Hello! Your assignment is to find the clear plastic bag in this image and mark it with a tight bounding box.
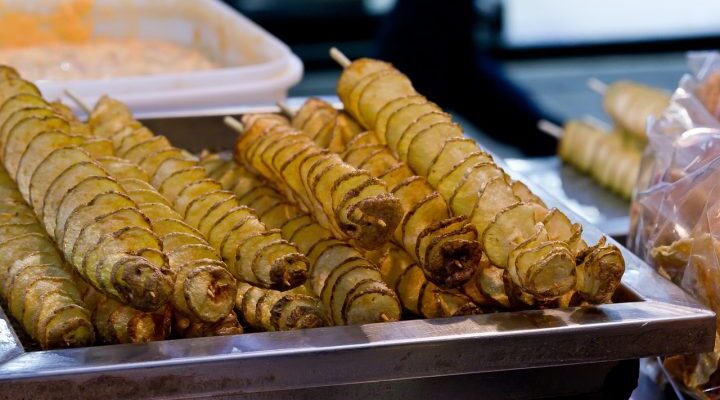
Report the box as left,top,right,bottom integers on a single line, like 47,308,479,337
629,51,720,396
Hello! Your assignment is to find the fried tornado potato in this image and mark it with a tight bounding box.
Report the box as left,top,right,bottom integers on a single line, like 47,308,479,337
602,81,669,141
98,157,238,324
87,97,308,291
373,244,479,318
0,167,94,349
290,97,363,153
200,156,400,325
335,55,625,303
289,98,483,288
234,114,403,251
0,73,174,311
558,120,642,199
236,282,329,331
81,284,172,344
174,310,244,338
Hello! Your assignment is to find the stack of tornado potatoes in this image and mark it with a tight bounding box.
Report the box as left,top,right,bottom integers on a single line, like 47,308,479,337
0,53,625,350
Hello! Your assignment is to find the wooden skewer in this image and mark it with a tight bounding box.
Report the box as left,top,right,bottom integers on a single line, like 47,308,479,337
223,116,245,133
329,47,351,68
276,101,295,118
587,78,608,95
63,89,92,115
537,119,563,139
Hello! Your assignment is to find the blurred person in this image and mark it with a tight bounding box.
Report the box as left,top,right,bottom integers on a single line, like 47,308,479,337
376,0,558,156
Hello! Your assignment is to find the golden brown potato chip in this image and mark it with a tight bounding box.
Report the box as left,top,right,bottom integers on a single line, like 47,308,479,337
374,95,426,143
42,161,108,235
82,226,163,292
385,102,442,153
396,113,451,163
449,162,505,217
161,232,207,251
115,128,155,156
0,80,43,119
153,218,204,240
55,176,124,240
357,71,416,128
121,136,172,164
482,203,538,267
433,152,481,199
158,167,208,202
337,58,394,110
138,202,178,221
80,138,115,158
470,177,519,235
127,189,172,207
29,147,95,218
197,198,243,237
184,190,235,228
426,139,488,185
71,208,152,269
60,191,135,257
97,156,150,182
138,148,188,178
175,179,224,217
16,130,84,197
4,114,69,175
407,122,464,176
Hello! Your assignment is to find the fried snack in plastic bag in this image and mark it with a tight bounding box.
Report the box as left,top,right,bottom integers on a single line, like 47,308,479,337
630,63,720,391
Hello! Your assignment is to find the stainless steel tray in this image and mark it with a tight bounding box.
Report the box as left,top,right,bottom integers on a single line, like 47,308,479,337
0,101,714,400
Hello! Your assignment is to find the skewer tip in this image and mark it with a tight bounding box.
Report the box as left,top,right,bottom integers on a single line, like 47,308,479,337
63,89,92,114
223,116,245,133
587,78,608,95
329,47,351,68
276,101,295,118
537,119,563,139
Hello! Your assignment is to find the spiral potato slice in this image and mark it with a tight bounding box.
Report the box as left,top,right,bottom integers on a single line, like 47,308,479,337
289,99,484,288
236,282,329,331
200,155,400,326
234,115,403,251
602,81,669,141
0,166,94,348
558,120,642,199
87,96,308,291
335,55,625,303
0,90,172,311
98,158,238,324
373,244,480,318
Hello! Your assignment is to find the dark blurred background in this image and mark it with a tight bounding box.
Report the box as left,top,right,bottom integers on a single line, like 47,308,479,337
225,0,720,157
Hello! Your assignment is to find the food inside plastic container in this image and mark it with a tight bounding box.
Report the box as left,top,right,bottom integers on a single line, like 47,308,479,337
630,51,720,396
0,0,303,112
0,0,219,81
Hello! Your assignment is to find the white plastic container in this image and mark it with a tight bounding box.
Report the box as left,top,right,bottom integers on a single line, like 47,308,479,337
3,0,303,114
